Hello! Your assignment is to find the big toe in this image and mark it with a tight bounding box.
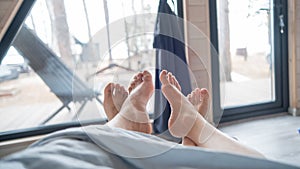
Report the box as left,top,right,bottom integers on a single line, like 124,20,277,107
200,88,209,102
104,83,114,96
159,70,180,103
142,70,152,82
159,70,169,85
199,88,209,117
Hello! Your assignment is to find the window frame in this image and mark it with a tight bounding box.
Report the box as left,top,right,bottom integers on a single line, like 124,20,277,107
209,0,289,123
0,0,35,63
0,0,184,141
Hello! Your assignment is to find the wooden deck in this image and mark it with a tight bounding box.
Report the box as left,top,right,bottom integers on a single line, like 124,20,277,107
223,78,274,108
0,73,106,131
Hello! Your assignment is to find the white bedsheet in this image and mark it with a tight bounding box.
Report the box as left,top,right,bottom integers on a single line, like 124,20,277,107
0,125,299,169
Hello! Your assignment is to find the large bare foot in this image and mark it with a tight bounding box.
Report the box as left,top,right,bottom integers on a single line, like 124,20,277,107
162,72,195,145
160,70,205,139
106,71,154,134
103,83,128,121
162,72,209,146
160,70,265,158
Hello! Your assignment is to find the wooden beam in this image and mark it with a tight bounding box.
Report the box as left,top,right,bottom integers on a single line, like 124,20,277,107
288,0,300,116
0,0,23,42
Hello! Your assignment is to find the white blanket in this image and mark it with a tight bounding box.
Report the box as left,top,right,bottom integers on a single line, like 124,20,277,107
0,125,298,169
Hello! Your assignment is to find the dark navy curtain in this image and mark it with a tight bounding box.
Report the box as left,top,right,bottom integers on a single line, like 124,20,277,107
153,0,192,138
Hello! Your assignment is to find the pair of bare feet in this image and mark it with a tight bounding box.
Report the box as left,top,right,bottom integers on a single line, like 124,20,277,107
103,71,265,158
104,70,209,146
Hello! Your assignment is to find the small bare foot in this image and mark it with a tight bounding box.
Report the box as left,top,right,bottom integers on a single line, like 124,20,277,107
160,70,204,138
187,88,209,118
106,71,154,134
103,73,148,121
184,88,209,146
103,83,128,121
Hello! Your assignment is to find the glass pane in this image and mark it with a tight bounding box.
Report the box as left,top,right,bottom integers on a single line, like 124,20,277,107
0,0,159,132
217,0,275,108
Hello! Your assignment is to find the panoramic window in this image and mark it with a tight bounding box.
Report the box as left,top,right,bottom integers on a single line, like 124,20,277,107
0,0,160,133
218,0,275,108
214,0,288,121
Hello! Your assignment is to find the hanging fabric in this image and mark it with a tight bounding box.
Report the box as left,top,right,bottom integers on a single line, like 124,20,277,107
153,0,192,139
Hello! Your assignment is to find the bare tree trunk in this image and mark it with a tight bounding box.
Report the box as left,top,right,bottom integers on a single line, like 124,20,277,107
82,0,92,39
46,0,74,68
130,0,139,56
218,0,232,81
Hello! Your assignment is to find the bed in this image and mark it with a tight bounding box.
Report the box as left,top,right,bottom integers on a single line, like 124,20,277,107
0,125,298,169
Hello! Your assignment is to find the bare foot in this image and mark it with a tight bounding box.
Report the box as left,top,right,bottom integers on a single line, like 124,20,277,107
103,72,147,121
184,88,209,146
160,70,205,138
162,72,195,145
163,72,209,146
103,83,128,121
106,71,154,134
160,70,265,158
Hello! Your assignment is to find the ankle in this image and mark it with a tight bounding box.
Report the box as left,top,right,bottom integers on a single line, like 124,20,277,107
186,115,211,145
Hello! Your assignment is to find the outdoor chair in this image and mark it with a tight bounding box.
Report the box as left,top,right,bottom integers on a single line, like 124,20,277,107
12,25,102,125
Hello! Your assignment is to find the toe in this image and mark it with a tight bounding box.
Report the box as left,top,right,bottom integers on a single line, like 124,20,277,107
128,86,133,93
195,88,201,103
173,75,181,91
120,85,126,92
201,88,209,96
132,72,142,84
187,94,192,102
137,72,143,80
128,83,135,93
115,84,121,91
134,72,142,80
191,91,197,103
167,72,173,85
121,86,128,97
159,70,169,85
142,70,152,81
104,83,114,95
200,88,209,101
171,76,176,86
143,70,151,75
